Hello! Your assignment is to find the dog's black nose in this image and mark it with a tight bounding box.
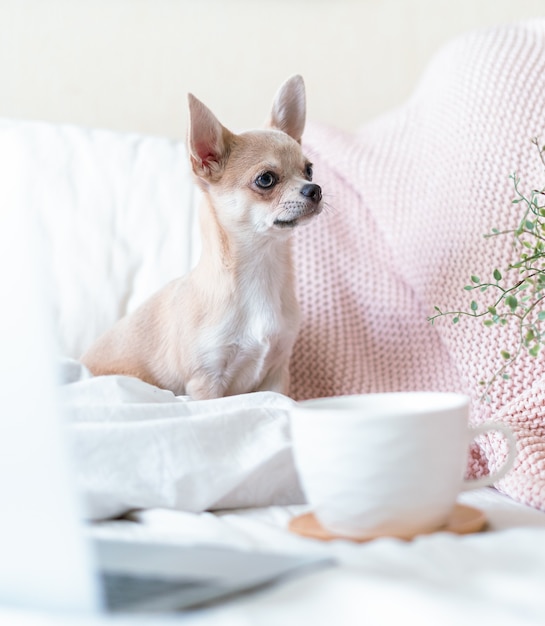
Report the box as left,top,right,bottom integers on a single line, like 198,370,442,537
300,183,322,204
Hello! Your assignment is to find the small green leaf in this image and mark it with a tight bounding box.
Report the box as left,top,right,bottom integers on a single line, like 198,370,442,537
464,285,473,291
452,317,459,324
501,350,511,360
471,275,480,284
502,374,510,380
488,306,497,315
483,320,494,327
529,344,540,357
538,311,545,320
493,269,502,281
505,296,518,311
525,220,535,230
470,301,478,312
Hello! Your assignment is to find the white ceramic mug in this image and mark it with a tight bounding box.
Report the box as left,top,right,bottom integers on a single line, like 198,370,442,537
290,392,516,539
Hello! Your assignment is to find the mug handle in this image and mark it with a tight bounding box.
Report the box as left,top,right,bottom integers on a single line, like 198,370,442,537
461,422,517,490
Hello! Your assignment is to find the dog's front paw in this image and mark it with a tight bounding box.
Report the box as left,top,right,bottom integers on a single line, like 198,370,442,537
185,375,225,401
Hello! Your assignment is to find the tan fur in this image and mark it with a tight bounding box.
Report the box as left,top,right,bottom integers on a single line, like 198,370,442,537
81,75,322,399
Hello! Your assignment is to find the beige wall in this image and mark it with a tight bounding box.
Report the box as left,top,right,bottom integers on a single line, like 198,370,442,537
1,0,544,138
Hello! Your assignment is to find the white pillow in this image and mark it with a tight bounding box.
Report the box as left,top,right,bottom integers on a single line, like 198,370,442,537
0,120,199,359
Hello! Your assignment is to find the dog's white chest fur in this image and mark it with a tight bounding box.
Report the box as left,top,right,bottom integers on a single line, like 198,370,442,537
188,263,299,399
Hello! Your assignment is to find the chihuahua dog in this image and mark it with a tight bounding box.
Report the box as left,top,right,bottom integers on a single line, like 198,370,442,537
81,75,322,399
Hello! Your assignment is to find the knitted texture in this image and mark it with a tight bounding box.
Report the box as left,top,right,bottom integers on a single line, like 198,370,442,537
290,20,545,511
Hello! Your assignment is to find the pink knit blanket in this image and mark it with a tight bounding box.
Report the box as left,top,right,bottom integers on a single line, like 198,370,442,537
291,20,545,512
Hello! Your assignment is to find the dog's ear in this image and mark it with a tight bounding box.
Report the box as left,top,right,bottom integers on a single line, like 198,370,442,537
267,75,306,143
187,94,232,180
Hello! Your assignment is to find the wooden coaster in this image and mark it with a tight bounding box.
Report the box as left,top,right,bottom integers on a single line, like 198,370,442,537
288,503,487,542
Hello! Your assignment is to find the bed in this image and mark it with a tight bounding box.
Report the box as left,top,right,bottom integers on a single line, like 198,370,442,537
3,19,545,625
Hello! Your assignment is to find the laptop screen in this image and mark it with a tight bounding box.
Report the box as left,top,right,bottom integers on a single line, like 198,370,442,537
0,135,100,613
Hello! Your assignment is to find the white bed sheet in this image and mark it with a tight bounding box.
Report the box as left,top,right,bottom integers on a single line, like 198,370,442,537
82,489,545,625
56,357,545,625
2,493,545,626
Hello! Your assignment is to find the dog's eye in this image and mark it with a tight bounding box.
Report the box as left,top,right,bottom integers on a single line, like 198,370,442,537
255,172,277,189
305,163,313,181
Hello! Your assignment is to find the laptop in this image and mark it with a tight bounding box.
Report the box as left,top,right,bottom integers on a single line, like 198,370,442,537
0,185,332,615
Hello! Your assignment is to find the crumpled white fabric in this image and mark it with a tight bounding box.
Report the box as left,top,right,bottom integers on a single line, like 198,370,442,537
59,359,305,521
0,119,199,361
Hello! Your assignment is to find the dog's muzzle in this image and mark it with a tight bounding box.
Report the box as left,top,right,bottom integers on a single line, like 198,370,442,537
273,183,323,228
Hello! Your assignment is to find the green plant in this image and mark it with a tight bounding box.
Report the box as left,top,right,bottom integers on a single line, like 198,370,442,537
428,138,545,401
